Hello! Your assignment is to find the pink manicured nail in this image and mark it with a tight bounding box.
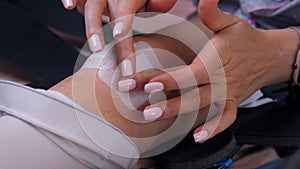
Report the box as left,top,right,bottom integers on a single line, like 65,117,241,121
121,59,134,77
144,82,164,94
118,79,136,92
62,0,73,9
113,22,124,37
88,34,103,52
143,107,163,121
193,130,209,143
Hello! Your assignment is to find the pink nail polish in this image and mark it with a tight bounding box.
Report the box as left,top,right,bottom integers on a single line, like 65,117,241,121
121,59,134,77
193,130,209,143
62,0,73,9
143,107,163,121
144,82,164,94
113,22,124,37
118,79,136,92
88,34,103,52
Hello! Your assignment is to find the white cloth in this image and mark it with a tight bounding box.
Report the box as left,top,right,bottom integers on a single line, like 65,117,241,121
0,81,139,169
239,90,275,108
0,115,87,169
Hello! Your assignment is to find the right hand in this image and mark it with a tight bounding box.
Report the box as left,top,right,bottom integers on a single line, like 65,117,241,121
132,0,299,142
61,0,176,78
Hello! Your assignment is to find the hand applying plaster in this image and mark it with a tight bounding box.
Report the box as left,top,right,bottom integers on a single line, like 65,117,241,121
61,0,177,93
132,0,300,142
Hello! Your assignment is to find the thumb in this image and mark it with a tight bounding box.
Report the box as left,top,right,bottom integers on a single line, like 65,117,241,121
198,0,239,32
146,0,177,13
193,100,238,143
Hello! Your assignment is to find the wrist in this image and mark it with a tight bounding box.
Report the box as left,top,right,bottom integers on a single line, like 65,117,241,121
272,28,300,83
290,27,300,85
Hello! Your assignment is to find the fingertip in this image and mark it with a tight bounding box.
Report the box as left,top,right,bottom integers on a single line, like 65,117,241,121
147,80,166,92
88,34,104,52
147,0,177,13
193,128,209,143
118,79,137,92
144,82,164,94
198,0,218,20
110,5,135,38
199,0,239,32
62,0,76,10
193,101,238,143
113,22,124,38
115,38,136,76
120,58,134,77
148,71,179,91
143,106,163,121
132,70,165,91
199,0,218,10
112,15,134,39
84,0,106,50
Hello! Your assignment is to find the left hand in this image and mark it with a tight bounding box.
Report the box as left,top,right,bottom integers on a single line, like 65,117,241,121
61,0,177,80
133,0,299,142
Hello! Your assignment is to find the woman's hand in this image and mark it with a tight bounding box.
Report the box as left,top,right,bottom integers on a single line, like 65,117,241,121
61,0,176,78
133,0,299,142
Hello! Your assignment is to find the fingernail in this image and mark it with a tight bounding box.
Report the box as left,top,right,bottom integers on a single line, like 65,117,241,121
121,59,134,77
143,107,163,121
118,79,136,92
144,82,164,94
62,0,73,9
113,22,124,37
193,130,209,143
88,34,103,52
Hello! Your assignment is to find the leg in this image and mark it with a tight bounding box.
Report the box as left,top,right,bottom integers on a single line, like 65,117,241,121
51,34,212,154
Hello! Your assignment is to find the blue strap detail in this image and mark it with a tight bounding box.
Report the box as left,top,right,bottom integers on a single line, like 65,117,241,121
217,158,233,167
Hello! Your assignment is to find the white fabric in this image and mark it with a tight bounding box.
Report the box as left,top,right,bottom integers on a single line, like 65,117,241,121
239,90,275,108
0,115,87,169
0,81,139,169
83,41,162,110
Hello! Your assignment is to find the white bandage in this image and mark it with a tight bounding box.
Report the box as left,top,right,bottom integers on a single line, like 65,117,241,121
82,41,162,111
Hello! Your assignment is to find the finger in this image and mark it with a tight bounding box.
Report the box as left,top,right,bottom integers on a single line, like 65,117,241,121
118,68,165,92
76,0,86,14
62,0,76,10
133,69,165,91
193,100,238,143
108,1,142,77
198,0,239,33
85,0,106,53
109,0,146,38
116,38,136,77
144,62,209,93
143,85,212,121
146,0,177,13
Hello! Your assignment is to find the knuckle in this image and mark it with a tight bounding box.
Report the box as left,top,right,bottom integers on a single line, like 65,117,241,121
135,72,148,82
